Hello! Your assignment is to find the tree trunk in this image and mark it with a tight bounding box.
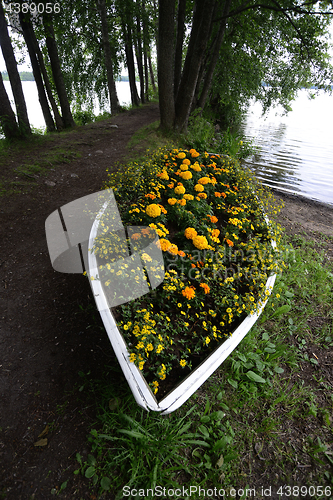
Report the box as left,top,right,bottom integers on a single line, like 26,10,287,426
43,15,75,128
30,25,64,130
197,0,232,110
144,48,149,101
97,0,121,114
0,72,20,139
174,0,186,100
122,23,140,107
148,54,156,91
135,16,145,103
19,12,56,132
158,0,176,132
0,2,31,136
174,0,216,133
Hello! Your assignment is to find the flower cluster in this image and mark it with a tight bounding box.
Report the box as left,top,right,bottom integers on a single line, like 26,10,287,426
99,147,284,397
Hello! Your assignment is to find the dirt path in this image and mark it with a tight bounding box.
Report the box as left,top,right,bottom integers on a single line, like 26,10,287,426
0,103,332,499
0,104,160,499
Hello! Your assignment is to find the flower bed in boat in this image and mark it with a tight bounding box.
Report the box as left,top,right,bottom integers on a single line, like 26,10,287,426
92,148,283,400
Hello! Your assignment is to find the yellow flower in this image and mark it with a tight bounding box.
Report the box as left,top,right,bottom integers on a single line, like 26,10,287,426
205,337,210,345
158,238,172,252
129,353,136,363
168,243,179,255
180,170,192,180
193,235,209,250
190,149,200,158
191,162,201,172
184,227,197,239
180,164,188,171
184,194,194,200
168,198,177,205
194,184,204,192
175,185,186,195
146,204,161,218
198,177,210,185
158,170,169,180
198,192,207,199
177,152,186,159
182,158,191,165
177,198,186,206
180,359,187,367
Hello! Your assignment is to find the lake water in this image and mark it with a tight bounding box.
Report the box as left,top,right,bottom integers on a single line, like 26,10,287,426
3,80,133,131
241,90,333,205
2,82,333,205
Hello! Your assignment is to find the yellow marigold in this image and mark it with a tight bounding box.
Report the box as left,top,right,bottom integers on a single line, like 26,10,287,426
198,176,210,185
158,238,172,251
180,359,187,367
177,152,186,159
212,229,220,238
174,185,186,195
182,158,191,165
184,227,197,240
146,204,161,218
193,235,209,250
158,170,169,180
200,283,210,294
194,184,204,192
198,192,207,199
182,286,195,300
180,170,192,180
180,164,188,171
184,194,194,200
190,149,200,158
191,162,201,172
177,199,186,206
129,353,136,363
168,243,179,255
168,198,177,205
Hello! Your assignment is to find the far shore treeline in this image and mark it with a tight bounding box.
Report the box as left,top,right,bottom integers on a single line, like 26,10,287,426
1,71,130,83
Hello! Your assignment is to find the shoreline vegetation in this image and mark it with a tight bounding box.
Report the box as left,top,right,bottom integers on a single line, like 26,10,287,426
1,106,333,496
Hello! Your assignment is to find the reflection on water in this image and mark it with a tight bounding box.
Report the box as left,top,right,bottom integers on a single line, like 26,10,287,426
241,90,333,205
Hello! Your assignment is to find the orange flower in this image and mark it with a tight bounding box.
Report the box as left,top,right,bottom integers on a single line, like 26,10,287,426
225,239,234,247
209,215,218,223
200,283,210,294
158,239,172,251
182,286,195,300
131,233,141,240
178,250,186,257
168,243,179,255
184,227,197,240
182,158,191,166
214,192,221,198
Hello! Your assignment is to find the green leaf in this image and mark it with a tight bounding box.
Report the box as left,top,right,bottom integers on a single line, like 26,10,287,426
101,477,112,491
118,429,146,439
87,454,96,466
85,466,96,479
270,305,291,318
245,371,266,383
198,425,210,438
227,378,238,389
274,366,284,373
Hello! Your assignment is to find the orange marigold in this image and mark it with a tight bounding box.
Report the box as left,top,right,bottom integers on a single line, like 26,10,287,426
200,283,210,294
158,239,172,251
225,239,234,247
184,227,197,240
182,286,195,300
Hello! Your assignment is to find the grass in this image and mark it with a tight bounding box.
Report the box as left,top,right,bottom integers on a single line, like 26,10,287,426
66,196,333,498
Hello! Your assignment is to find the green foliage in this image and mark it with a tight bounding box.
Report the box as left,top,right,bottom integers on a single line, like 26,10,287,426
72,109,95,126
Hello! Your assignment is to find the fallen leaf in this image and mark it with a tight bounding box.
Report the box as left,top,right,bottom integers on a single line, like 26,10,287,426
216,455,224,468
34,438,48,447
38,425,49,438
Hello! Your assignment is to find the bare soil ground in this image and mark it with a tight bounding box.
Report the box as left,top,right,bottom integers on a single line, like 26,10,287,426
0,103,332,499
